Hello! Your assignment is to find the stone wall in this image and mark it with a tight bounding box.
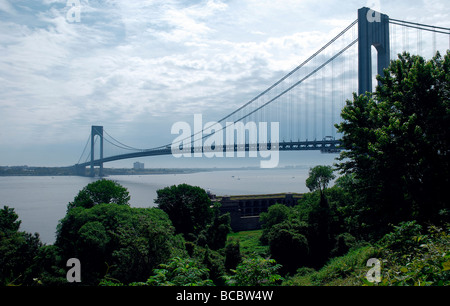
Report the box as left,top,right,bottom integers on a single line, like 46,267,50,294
214,193,303,232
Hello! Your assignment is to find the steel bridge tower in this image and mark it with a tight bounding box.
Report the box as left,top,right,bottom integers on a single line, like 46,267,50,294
90,125,104,177
358,7,390,95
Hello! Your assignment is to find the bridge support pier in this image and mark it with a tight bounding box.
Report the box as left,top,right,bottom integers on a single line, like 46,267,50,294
90,126,104,177
358,7,390,95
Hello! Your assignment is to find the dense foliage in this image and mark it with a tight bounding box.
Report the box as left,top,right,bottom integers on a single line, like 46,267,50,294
155,184,212,238
305,165,335,196
155,184,231,250
224,257,283,286
335,51,450,238
67,179,130,211
0,180,236,286
259,175,359,273
0,206,43,285
285,221,449,286
56,203,181,284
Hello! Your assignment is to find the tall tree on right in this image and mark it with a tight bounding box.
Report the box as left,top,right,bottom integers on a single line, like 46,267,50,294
335,51,450,239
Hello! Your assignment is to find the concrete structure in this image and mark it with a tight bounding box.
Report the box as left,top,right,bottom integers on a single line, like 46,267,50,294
214,193,303,232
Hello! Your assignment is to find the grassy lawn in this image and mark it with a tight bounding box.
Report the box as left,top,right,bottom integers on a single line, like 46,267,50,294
227,230,269,257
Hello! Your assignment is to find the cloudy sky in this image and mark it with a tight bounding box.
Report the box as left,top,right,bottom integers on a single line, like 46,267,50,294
0,0,448,167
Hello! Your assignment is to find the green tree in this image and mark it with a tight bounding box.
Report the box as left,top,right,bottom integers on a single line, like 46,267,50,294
305,165,336,197
267,220,309,273
336,51,450,238
259,204,292,244
67,179,130,211
327,174,363,238
0,206,20,234
0,206,43,285
56,203,179,284
197,205,231,250
30,245,67,286
202,246,226,285
154,184,213,239
304,166,337,265
224,238,242,272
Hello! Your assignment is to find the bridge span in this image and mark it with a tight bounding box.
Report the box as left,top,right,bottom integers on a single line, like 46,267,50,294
75,138,341,176
73,7,449,177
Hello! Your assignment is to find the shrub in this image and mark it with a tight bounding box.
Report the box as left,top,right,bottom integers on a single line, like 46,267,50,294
377,223,450,286
225,256,283,286
138,257,214,286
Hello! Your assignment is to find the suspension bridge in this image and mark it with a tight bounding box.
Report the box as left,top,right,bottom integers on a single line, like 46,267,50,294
74,7,450,177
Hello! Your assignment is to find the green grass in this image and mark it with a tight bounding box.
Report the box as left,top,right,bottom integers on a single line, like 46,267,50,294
227,230,269,257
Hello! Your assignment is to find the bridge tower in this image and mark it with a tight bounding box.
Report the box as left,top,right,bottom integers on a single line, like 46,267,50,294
90,125,104,177
358,7,390,95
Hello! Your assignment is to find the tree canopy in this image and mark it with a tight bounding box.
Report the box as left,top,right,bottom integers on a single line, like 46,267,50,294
0,206,42,285
305,165,336,196
67,179,130,211
154,184,211,237
56,203,180,284
155,184,231,249
336,51,450,238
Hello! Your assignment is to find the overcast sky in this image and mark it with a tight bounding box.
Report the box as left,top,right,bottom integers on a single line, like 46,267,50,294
0,0,448,167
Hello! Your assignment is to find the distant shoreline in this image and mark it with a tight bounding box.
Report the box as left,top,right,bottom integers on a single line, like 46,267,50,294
0,166,228,176
0,165,307,177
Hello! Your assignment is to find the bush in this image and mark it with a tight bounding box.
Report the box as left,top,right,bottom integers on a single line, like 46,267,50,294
136,257,214,286
331,232,357,257
225,256,283,286
376,223,450,286
267,220,309,274
378,221,423,253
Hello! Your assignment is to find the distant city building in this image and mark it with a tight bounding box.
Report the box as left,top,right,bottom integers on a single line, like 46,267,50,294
133,162,144,169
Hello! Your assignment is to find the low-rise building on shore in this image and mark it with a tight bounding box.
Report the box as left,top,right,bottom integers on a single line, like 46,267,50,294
212,193,303,232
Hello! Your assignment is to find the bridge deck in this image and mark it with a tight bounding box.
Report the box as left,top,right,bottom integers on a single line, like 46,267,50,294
75,140,342,168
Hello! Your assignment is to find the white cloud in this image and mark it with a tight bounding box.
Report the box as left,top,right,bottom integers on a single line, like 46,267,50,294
0,0,16,14
0,0,448,165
